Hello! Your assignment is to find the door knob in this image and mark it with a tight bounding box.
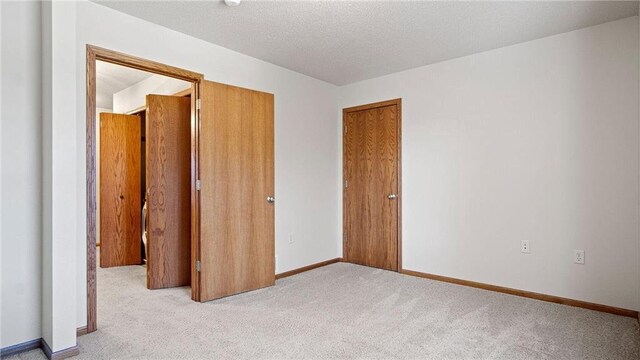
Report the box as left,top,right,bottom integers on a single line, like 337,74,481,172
387,194,397,200
267,196,275,204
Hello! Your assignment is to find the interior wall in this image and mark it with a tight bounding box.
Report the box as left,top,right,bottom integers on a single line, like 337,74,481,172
339,16,640,311
46,0,78,351
112,75,190,114
0,1,43,349
96,108,112,117
64,0,339,333
4,0,637,352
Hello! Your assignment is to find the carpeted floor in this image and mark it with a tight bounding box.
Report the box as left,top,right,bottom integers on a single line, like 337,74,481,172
6,262,639,359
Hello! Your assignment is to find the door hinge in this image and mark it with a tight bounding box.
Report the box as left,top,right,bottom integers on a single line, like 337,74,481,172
344,125,347,134
195,260,201,272
196,99,201,110
195,179,201,191
344,180,348,189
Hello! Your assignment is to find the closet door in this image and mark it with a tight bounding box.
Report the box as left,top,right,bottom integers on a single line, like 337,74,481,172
100,113,142,267
146,95,192,289
198,81,275,301
343,103,399,271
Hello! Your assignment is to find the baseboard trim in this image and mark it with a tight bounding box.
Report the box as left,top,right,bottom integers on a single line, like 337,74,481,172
401,268,638,318
0,338,79,360
40,339,79,360
0,338,42,358
275,258,342,279
76,326,88,337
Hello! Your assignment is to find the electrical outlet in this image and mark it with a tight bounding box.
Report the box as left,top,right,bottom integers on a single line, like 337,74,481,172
521,240,530,253
574,250,585,264
289,233,294,245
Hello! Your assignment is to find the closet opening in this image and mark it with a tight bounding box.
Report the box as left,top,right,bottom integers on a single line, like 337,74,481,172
97,63,192,294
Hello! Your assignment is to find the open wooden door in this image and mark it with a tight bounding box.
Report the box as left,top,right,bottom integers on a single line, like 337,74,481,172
146,95,192,289
100,113,142,267
197,81,275,301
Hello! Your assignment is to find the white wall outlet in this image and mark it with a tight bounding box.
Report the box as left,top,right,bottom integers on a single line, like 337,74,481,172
521,240,530,253
574,250,585,264
289,233,294,245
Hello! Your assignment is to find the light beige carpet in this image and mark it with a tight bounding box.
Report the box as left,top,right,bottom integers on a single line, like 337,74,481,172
6,262,639,359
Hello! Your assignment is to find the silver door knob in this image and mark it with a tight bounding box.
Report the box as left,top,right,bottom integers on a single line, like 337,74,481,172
387,194,397,200
267,196,275,204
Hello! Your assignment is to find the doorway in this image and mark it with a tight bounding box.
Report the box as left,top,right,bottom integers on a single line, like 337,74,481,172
86,45,203,333
86,46,276,335
342,99,402,271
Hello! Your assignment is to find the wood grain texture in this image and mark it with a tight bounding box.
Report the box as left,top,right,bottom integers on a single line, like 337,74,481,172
401,269,639,318
343,101,400,271
99,113,142,267
189,83,201,301
88,45,203,82
396,100,403,271
173,88,192,97
343,99,402,113
76,326,88,337
86,45,97,333
146,95,192,289
126,90,191,115
199,81,275,301
275,258,342,280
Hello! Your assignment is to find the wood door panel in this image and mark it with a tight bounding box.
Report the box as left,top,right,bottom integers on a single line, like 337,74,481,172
146,95,192,289
344,103,399,271
199,81,275,301
100,113,142,268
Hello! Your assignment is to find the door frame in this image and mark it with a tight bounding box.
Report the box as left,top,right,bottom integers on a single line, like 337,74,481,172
86,45,204,333
342,98,402,271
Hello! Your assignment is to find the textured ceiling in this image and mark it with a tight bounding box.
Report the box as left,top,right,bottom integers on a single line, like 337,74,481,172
96,60,153,109
95,1,638,85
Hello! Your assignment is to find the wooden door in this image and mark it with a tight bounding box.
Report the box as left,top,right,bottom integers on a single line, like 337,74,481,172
198,81,275,301
146,95,192,289
100,113,142,267
343,100,401,271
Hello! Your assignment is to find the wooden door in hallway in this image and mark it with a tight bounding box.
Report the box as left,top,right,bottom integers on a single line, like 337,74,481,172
100,113,142,268
343,99,401,271
197,81,275,301
146,95,192,289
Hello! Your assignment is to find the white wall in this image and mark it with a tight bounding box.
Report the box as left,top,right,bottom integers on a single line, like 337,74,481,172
112,75,190,114
339,16,640,311
43,0,78,351
61,0,340,342
0,1,43,349
96,107,112,116
2,0,638,352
